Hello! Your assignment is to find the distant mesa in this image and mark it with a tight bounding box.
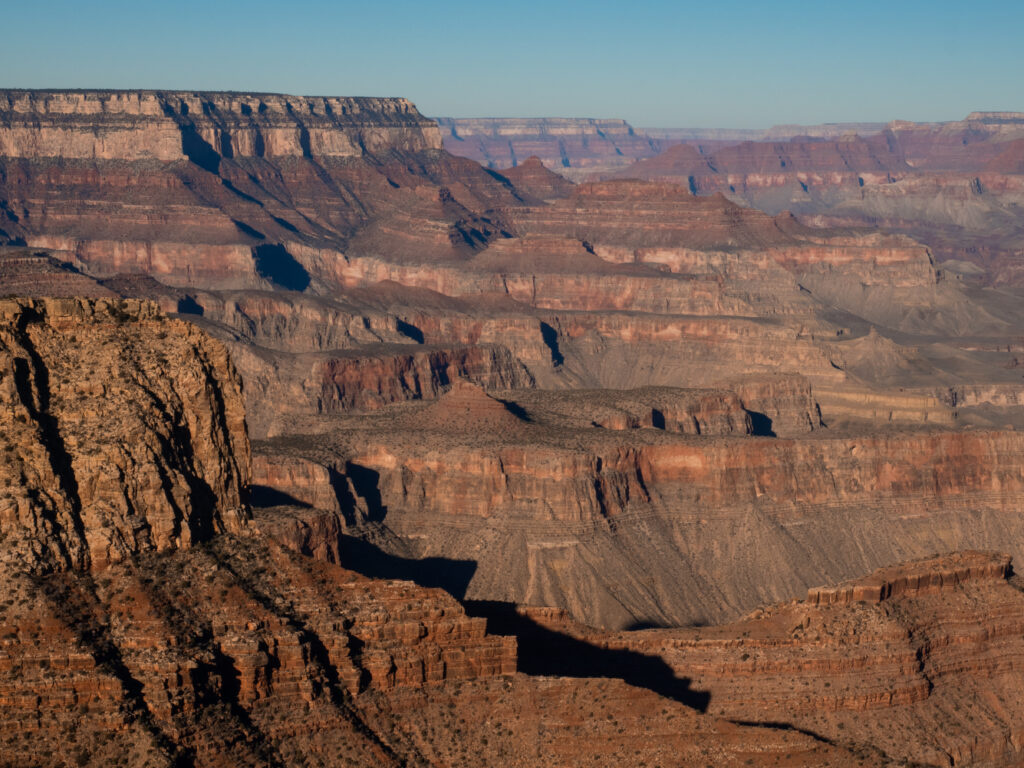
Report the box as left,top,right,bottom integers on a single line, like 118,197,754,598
435,116,663,181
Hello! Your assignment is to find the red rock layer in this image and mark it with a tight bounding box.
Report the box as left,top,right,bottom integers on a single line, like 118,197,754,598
0,293,883,768
311,343,534,414
805,550,1011,605
597,552,1024,766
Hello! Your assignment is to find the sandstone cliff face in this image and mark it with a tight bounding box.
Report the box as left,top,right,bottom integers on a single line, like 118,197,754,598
0,297,249,570
0,90,441,160
0,248,119,298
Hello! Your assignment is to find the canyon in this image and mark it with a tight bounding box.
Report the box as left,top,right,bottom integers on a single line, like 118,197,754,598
2,90,1024,765
0,297,900,767
440,112,1024,289
610,112,1024,288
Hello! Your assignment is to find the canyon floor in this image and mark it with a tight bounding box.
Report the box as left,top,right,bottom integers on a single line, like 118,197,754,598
2,91,1024,766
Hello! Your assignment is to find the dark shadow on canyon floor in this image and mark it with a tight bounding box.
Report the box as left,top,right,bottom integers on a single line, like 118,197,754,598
464,599,711,712
309,527,711,711
337,534,478,600
248,486,310,509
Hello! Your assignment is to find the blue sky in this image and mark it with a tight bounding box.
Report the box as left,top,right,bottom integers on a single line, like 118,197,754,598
3,0,1022,128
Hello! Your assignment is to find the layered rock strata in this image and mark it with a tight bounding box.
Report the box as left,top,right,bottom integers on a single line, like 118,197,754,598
255,380,1024,630
600,552,1024,766
0,296,888,768
436,117,663,181
615,113,1024,286
0,90,441,161
0,89,524,289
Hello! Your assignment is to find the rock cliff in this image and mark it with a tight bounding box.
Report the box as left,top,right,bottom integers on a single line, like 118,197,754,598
0,296,890,768
0,90,440,160
0,297,249,570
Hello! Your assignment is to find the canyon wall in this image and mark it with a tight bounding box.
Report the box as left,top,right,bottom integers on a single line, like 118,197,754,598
255,379,1024,630
436,117,663,181
0,89,518,290
615,112,1024,285
0,90,441,160
0,296,884,768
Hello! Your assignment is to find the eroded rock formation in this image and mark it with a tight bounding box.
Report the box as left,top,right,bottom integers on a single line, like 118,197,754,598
0,297,249,570
615,112,1024,286
5,89,1024,765
0,297,890,768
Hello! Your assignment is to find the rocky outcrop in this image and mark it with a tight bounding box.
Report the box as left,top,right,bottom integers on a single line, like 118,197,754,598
505,386,754,435
0,297,249,570
0,296,520,766
310,344,534,414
